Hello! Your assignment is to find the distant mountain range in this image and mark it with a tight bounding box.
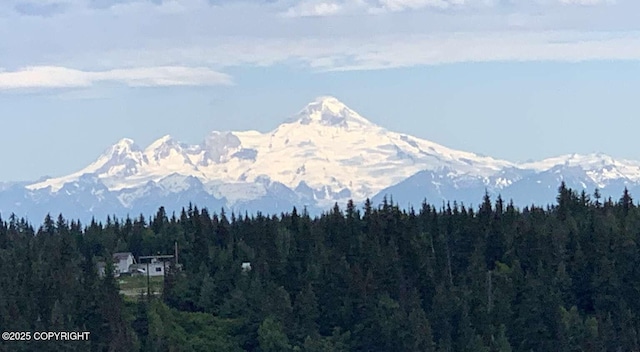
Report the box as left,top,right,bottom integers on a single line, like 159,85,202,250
2,96,639,222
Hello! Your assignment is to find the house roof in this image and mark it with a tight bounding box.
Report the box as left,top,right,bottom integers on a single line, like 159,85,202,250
113,252,133,260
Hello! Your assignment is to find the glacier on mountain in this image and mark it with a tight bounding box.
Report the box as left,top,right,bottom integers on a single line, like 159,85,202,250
6,96,640,222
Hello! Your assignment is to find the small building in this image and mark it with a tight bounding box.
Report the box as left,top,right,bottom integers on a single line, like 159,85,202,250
113,252,136,276
134,255,174,277
97,252,137,277
241,262,252,272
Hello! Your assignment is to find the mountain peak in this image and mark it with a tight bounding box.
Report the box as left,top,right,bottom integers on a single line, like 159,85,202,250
146,135,175,150
114,138,136,148
285,96,375,128
103,138,142,158
308,96,350,114
313,95,344,106
157,134,173,143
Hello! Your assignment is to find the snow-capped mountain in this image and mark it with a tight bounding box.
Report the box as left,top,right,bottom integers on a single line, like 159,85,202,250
374,153,640,209
519,153,640,187
3,96,640,222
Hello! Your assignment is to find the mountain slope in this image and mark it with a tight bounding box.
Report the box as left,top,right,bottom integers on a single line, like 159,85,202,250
375,153,640,209
4,96,640,221
26,96,515,208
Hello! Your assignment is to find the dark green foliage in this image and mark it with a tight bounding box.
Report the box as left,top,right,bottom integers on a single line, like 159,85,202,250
145,299,241,351
258,316,291,352
3,185,640,351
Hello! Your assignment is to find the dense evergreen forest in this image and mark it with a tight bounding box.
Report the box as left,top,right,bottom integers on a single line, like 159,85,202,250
3,183,640,351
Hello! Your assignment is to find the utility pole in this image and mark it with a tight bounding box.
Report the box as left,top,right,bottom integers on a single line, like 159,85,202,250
146,261,150,298
174,241,179,266
140,255,175,298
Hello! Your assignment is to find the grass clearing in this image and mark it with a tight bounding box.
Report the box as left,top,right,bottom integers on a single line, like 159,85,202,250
118,275,164,299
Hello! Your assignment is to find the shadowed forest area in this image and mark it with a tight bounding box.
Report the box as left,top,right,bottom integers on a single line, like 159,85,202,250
2,182,640,351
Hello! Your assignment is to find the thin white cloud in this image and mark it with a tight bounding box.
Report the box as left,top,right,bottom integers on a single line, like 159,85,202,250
63,31,640,72
558,0,615,5
281,0,498,16
374,0,467,12
369,0,612,13
311,31,640,70
282,1,344,17
0,66,233,90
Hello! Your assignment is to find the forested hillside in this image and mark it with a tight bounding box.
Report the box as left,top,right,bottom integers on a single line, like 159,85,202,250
2,183,640,351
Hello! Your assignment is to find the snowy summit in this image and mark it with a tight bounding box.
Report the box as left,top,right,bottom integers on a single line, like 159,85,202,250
12,96,640,221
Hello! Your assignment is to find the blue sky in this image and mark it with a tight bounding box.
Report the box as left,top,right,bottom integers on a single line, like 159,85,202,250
1,0,639,181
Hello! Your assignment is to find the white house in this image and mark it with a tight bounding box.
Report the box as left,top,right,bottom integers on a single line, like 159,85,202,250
113,252,136,275
98,252,136,277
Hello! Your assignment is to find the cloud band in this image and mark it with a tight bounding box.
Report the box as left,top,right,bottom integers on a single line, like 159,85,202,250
0,66,233,90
